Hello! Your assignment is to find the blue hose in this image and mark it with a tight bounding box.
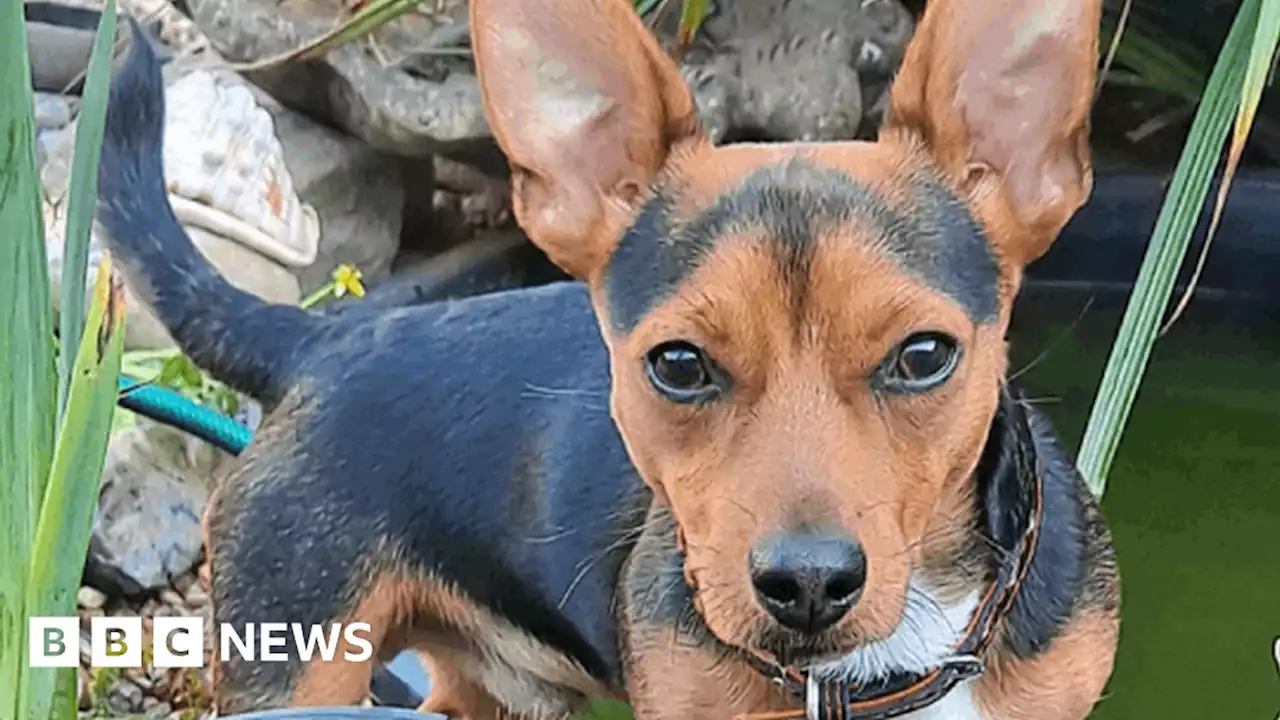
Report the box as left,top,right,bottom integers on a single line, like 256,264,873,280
116,378,252,455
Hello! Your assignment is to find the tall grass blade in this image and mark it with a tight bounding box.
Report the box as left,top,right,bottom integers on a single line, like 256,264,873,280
0,0,57,710
1075,0,1260,497
1161,0,1280,333
57,0,119,424
23,258,126,720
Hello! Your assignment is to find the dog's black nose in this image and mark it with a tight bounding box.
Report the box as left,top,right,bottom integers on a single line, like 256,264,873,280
749,532,866,634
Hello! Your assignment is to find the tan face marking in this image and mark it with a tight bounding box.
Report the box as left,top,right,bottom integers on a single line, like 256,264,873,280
606,160,1009,653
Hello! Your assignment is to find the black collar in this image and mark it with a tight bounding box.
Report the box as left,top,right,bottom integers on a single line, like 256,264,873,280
740,385,1045,720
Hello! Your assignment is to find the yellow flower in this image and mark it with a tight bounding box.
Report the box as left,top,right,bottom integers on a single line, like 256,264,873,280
332,264,366,298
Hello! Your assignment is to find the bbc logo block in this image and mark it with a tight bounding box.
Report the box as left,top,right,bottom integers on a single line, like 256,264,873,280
153,617,205,668
30,616,373,668
28,617,78,668
30,617,204,669
91,617,142,667
30,617,148,668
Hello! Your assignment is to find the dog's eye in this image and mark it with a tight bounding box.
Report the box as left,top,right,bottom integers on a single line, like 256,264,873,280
880,332,960,393
645,341,725,403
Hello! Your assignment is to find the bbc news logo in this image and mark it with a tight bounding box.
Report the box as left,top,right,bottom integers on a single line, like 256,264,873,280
29,617,373,668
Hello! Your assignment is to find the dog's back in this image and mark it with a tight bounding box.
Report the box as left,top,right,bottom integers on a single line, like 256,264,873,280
198,281,645,712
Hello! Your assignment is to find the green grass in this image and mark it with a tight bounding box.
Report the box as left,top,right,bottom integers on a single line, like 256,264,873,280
0,0,123,718
1008,292,1280,718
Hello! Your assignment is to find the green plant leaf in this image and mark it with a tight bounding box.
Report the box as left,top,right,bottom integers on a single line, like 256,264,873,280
0,0,57,710
49,664,78,720
158,354,187,386
3,3,120,713
57,0,119,424
1160,0,1280,332
158,354,204,390
185,360,205,387
219,389,240,417
1099,12,1208,101
634,0,663,17
1076,0,1262,497
24,258,126,720
674,0,708,56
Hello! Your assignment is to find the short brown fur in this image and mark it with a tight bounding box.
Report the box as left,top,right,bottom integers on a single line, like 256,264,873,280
974,610,1120,719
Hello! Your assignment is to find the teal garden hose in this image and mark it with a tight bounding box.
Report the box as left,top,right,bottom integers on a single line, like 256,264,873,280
117,378,253,455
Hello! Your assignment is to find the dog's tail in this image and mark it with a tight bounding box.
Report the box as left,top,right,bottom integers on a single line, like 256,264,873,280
97,22,324,408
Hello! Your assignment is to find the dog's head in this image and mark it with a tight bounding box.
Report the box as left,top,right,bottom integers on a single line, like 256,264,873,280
471,0,1100,660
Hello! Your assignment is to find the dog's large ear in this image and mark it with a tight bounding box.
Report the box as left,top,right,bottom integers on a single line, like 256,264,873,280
883,0,1102,267
470,0,702,280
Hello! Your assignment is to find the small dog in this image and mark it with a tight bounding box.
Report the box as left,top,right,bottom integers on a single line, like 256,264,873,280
96,0,1120,716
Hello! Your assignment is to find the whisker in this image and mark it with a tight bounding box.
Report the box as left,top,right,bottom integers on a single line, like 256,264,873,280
1008,295,1094,382
520,383,610,411
557,530,641,609
1021,395,1063,406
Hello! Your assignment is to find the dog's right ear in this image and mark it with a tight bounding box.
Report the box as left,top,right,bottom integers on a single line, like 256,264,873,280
470,0,702,281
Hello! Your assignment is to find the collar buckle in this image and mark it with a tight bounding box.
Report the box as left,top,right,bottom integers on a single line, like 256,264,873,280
801,654,988,720
804,673,820,720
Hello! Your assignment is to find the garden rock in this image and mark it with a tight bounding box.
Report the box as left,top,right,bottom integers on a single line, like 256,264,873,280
184,0,484,157
33,92,77,168
76,585,108,610
122,0,213,55
85,417,225,597
181,0,912,162
106,680,145,715
672,0,915,143
34,92,77,130
246,86,410,292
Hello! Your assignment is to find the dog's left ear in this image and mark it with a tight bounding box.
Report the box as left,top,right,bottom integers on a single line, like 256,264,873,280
883,0,1102,267
470,0,702,281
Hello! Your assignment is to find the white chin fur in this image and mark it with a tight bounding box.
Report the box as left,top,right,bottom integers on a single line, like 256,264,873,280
810,579,981,684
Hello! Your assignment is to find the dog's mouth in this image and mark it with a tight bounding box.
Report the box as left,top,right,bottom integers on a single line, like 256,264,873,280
751,622,868,668
748,578,977,676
